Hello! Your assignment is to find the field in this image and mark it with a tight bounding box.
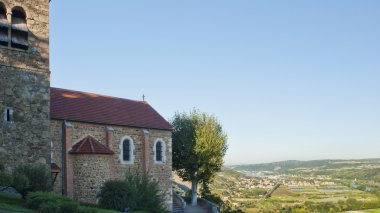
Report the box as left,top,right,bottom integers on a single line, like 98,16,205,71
364,209,380,213
210,159,380,212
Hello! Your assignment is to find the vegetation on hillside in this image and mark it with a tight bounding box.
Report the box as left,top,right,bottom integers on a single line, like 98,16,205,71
231,159,380,187
210,159,380,212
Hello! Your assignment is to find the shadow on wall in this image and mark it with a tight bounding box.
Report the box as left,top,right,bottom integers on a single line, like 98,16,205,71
0,30,49,71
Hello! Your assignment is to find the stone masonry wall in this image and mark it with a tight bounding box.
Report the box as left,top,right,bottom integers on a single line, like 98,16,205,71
72,154,110,204
51,120,173,210
148,129,173,210
0,66,50,169
0,0,50,170
51,120,62,194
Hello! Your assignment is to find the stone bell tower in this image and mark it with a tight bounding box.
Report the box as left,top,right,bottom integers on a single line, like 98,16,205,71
0,0,50,169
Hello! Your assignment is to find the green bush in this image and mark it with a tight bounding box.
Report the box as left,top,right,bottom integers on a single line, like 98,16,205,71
76,206,97,213
26,192,71,210
26,192,99,213
13,163,51,198
98,172,166,213
0,170,13,188
97,180,129,211
219,200,244,213
0,162,13,189
39,201,61,213
59,201,80,213
202,193,223,205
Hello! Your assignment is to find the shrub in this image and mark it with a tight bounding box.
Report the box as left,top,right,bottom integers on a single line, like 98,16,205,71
219,200,244,213
97,180,129,211
58,201,79,213
26,192,71,210
0,162,13,189
39,201,60,213
11,172,29,197
202,193,223,205
76,206,97,213
59,201,80,213
98,172,166,213
0,170,13,188
133,174,166,213
13,163,51,198
26,192,98,213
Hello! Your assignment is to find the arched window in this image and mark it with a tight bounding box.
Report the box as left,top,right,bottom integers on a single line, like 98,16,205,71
0,3,7,46
123,139,130,161
156,141,162,162
154,139,166,164
119,136,134,164
11,7,28,50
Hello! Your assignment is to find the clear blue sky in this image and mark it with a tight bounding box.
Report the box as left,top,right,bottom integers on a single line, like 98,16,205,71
50,1,380,164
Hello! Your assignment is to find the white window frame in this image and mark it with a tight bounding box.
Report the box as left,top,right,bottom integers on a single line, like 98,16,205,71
3,107,13,123
154,138,166,164
51,141,54,163
119,135,134,164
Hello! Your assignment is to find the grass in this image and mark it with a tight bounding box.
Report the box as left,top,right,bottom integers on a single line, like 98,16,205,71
0,203,37,213
365,209,380,213
0,192,149,213
0,193,37,213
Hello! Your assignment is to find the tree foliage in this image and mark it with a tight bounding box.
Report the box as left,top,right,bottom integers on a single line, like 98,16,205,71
0,162,51,199
171,110,228,204
0,163,13,188
13,163,51,199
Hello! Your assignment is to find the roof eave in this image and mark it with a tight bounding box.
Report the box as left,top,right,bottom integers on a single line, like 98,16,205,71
51,117,173,131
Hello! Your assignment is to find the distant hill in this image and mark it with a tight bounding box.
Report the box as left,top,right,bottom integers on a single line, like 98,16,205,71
215,159,380,212
229,158,380,172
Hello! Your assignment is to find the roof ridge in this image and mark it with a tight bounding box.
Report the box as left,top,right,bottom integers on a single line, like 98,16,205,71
76,136,88,151
89,137,95,153
50,87,147,104
70,135,114,155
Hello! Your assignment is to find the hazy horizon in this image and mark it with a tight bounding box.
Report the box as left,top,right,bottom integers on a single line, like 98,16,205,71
224,157,380,166
50,1,380,164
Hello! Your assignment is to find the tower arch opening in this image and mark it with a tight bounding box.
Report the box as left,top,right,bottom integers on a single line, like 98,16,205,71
11,6,28,50
0,2,8,46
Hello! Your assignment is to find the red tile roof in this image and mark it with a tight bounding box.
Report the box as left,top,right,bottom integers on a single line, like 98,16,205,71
51,163,61,173
50,88,172,130
69,135,114,155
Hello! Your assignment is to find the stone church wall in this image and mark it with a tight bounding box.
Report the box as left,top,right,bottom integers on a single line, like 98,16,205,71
72,154,111,204
147,129,173,209
51,120,173,210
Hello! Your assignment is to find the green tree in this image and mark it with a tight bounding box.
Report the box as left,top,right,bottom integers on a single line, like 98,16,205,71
12,163,51,199
0,162,50,199
171,110,228,206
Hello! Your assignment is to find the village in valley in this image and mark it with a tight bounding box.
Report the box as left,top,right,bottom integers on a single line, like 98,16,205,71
203,159,380,212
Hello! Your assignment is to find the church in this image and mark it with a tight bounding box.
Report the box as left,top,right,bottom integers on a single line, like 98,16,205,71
0,0,173,210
